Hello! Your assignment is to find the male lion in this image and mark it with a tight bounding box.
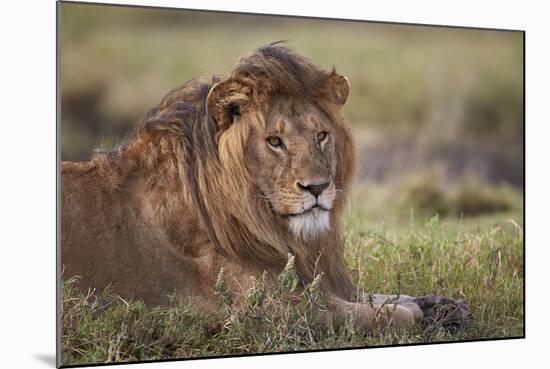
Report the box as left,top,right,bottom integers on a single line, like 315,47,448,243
62,43,470,331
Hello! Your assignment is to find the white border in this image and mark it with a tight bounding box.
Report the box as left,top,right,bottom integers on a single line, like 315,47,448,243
1,1,547,368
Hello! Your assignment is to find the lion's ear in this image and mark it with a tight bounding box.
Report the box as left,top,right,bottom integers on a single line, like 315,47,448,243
324,70,350,106
207,79,252,131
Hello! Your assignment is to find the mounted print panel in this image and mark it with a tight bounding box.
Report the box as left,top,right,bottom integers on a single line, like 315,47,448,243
58,1,524,367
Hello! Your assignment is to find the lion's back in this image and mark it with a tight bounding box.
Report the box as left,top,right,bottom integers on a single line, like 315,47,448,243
61,163,143,298
61,162,122,289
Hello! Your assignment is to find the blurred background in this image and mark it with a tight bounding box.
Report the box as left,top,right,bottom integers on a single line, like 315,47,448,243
60,2,523,223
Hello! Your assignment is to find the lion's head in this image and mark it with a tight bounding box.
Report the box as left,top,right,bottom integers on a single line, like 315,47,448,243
93,43,356,296
205,44,355,241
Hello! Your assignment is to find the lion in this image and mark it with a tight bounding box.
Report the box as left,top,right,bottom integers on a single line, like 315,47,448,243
61,43,470,332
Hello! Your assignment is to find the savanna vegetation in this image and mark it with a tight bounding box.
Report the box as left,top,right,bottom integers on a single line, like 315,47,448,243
61,184,523,365
60,3,524,366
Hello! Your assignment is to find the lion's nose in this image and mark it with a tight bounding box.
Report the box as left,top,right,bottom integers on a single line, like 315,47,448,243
297,180,330,197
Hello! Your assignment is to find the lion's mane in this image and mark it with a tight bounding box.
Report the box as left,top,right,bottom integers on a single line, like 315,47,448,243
69,44,357,299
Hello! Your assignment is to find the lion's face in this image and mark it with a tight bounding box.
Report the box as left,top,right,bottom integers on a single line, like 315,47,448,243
207,50,352,241
246,97,338,239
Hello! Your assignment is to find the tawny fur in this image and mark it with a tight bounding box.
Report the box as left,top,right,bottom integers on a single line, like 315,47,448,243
62,44,441,330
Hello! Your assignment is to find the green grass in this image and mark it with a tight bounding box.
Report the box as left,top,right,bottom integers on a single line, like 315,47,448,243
61,185,524,366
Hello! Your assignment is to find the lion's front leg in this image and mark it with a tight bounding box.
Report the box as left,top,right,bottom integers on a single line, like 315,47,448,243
361,293,472,328
325,294,423,331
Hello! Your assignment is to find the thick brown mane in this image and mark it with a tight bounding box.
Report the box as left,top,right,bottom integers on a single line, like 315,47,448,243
71,43,357,299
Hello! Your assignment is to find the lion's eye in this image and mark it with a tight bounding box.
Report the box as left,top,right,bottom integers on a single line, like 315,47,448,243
267,136,283,148
317,131,328,142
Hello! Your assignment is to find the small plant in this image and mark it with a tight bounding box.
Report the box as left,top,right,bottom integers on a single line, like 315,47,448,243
244,272,268,310
275,253,300,296
213,267,233,308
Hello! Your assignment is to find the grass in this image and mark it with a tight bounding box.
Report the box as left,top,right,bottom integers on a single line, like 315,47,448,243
61,185,524,366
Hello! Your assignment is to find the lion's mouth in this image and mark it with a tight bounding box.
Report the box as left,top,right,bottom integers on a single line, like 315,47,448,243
259,191,332,218
287,205,330,217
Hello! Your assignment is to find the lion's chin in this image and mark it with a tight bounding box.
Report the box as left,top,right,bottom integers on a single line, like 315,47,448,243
287,208,330,240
